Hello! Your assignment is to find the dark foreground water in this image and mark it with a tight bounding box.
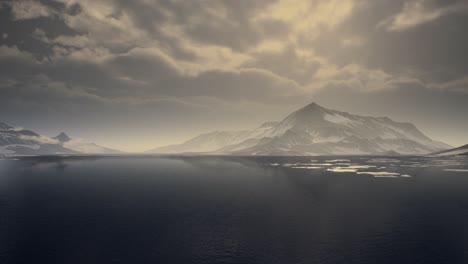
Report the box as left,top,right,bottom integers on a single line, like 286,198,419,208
1,155,468,264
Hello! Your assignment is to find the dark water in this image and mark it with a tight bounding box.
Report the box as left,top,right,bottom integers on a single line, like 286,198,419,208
1,156,468,264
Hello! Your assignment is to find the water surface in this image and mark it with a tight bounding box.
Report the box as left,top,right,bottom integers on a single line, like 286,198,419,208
1,155,468,264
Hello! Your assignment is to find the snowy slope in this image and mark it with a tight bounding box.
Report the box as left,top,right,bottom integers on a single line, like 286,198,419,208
53,132,121,154
429,144,468,156
148,102,451,155
0,123,120,156
147,122,278,153
0,122,74,155
235,103,450,155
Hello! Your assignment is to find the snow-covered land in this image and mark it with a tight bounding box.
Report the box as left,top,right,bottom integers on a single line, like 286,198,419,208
147,102,451,156
0,122,120,156
429,144,468,157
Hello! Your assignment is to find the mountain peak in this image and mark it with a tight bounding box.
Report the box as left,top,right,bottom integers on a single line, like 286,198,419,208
296,102,329,115
148,101,450,155
292,102,329,119
303,102,323,109
54,132,72,143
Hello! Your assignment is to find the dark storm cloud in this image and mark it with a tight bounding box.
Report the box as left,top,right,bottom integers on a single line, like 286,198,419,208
0,44,303,105
0,0,467,150
0,2,77,59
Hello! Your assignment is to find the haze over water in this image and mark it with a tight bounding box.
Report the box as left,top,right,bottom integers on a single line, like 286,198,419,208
1,156,468,264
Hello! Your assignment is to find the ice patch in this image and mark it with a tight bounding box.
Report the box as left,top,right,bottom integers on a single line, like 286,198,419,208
325,159,351,163
429,159,465,167
347,165,377,169
356,171,400,177
292,166,322,169
367,158,401,163
327,167,359,173
411,158,466,167
270,162,333,168
443,169,468,172
281,163,297,167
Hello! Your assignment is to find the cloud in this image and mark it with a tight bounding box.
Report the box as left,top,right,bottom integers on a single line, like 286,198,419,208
0,72,108,106
428,75,468,93
379,0,468,32
9,0,54,20
0,1,311,105
0,43,303,107
254,0,356,41
3,0,467,104
3,0,466,111
0,45,35,61
98,47,304,102
244,45,324,85
341,36,366,47
309,63,423,92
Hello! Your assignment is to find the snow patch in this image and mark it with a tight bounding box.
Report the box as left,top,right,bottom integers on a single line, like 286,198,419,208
19,135,59,144
435,149,468,156
324,113,354,124
443,169,468,172
327,167,359,173
356,171,400,177
366,158,401,163
292,166,322,169
325,159,351,163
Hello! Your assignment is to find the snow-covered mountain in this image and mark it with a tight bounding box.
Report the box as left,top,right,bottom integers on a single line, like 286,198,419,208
60,133,121,154
429,144,468,157
147,102,451,155
53,132,72,143
0,122,121,156
148,121,279,154
0,122,76,155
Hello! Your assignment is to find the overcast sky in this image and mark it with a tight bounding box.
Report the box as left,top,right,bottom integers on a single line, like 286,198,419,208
1,0,467,152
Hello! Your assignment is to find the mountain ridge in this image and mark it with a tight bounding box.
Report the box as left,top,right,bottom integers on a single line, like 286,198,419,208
147,102,451,155
0,123,121,156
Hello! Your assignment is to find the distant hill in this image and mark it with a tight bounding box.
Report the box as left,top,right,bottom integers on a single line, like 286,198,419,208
0,122,121,156
147,102,451,156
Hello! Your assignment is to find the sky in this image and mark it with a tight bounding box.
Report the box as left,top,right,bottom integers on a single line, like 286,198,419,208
1,0,468,152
